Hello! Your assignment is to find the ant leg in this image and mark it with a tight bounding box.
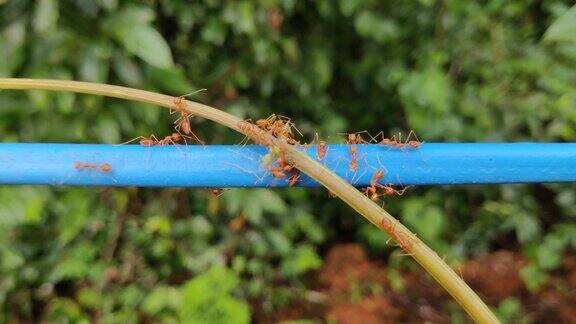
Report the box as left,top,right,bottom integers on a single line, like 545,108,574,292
180,88,207,98
116,136,146,146
354,130,377,143
373,131,385,142
395,186,413,196
188,130,205,146
405,130,420,143
222,162,266,183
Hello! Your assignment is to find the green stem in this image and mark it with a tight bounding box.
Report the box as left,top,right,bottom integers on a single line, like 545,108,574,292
0,78,499,323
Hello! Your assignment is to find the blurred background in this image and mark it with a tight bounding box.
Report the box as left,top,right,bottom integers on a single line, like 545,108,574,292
1,0,576,322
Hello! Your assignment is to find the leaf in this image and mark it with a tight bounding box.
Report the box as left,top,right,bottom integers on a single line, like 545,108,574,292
543,5,576,43
201,17,227,45
266,229,291,255
49,243,97,281
114,24,174,69
142,286,182,315
79,44,112,83
354,11,398,43
179,267,250,324
512,213,540,244
56,192,90,245
146,65,194,93
0,20,27,76
0,187,50,226
519,264,547,292
536,233,566,270
113,53,144,86
256,189,287,215
402,198,446,245
105,6,174,68
33,0,59,33
280,245,322,277
339,0,361,16
145,215,171,236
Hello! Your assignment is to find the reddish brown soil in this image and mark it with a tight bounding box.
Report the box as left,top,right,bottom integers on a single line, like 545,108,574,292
257,244,576,323
461,250,526,301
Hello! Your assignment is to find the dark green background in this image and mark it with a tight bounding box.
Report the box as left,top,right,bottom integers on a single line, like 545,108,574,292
1,0,576,322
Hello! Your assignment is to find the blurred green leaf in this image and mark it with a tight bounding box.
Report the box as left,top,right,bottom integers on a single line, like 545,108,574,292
520,264,547,292
280,245,322,277
33,0,59,33
402,197,446,246
145,215,171,236
543,5,576,43
179,266,250,324
355,11,398,43
56,191,90,245
0,187,50,226
113,53,143,86
105,6,174,68
142,286,182,315
536,232,566,270
0,20,26,76
496,298,528,324
201,17,227,45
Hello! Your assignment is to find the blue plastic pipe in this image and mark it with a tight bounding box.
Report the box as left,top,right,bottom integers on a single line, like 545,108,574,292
0,143,575,187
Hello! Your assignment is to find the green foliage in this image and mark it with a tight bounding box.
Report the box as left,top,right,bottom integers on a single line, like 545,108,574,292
103,5,174,69
495,298,528,324
543,4,576,43
1,0,576,322
179,266,250,324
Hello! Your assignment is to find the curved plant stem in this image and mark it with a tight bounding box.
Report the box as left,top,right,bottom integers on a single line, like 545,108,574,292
0,78,499,323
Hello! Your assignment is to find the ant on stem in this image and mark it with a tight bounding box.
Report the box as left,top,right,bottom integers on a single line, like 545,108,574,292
172,90,206,144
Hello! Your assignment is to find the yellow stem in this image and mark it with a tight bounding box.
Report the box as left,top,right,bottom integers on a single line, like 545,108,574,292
0,78,499,323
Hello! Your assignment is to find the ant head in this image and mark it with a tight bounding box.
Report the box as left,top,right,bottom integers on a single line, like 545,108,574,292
100,163,112,172
173,96,184,105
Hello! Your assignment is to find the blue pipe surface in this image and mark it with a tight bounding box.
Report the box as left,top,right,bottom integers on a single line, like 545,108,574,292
0,143,575,187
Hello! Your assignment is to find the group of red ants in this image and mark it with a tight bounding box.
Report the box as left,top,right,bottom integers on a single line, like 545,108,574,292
237,112,422,203
72,93,423,205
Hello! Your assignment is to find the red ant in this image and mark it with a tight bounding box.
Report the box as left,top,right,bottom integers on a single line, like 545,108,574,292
317,141,327,160
380,217,414,251
344,131,373,172
343,131,374,145
404,130,422,149
237,120,275,147
288,170,301,187
311,133,327,161
381,185,410,196
378,131,422,150
211,188,230,197
120,132,193,147
74,162,112,172
348,145,358,172
363,170,386,201
268,166,287,179
255,114,301,145
172,90,206,144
